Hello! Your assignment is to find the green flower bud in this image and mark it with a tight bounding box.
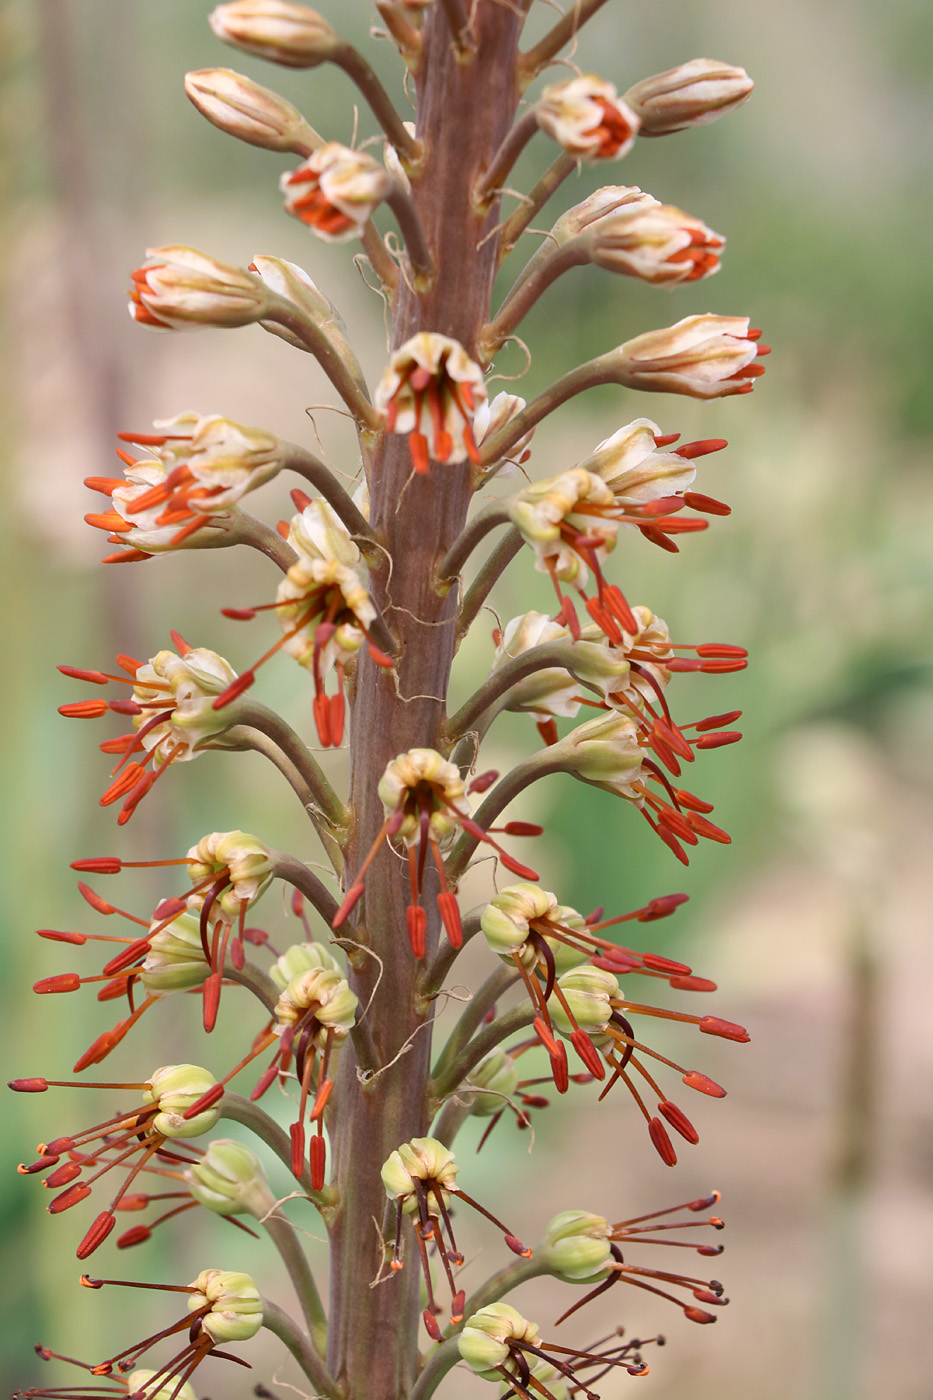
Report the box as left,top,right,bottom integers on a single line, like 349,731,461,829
270,939,341,991
140,910,209,994
541,1209,612,1281
381,1136,459,1215
144,1065,221,1139
188,1268,263,1344
273,967,358,1043
550,712,644,800
127,1371,197,1400
550,968,618,1044
481,882,556,963
186,1139,275,1218
459,1303,540,1381
465,1048,520,1117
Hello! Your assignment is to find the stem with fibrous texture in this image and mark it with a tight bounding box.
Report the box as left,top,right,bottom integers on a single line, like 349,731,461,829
497,151,577,262
518,0,613,86
262,1298,340,1399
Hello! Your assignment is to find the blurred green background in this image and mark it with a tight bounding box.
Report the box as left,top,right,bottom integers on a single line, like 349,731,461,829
2,0,932,1396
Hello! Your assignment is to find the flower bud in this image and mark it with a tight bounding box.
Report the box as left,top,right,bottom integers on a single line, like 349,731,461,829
563,185,724,285
459,1303,540,1379
551,712,644,801
377,748,468,846
185,830,275,920
540,1209,612,1281
127,1372,196,1400
616,314,763,399
184,67,318,152
509,468,618,588
250,255,367,390
577,417,696,501
145,1065,222,1138
273,967,358,1042
624,58,754,135
491,612,582,721
466,1048,520,1117
534,75,640,161
183,414,285,508
375,333,487,473
186,1139,275,1217
281,143,393,242
550,967,618,1042
209,1,338,68
270,939,341,991
482,882,558,962
141,910,210,994
381,1136,459,1213
473,391,534,475
187,1268,263,1343
129,246,269,330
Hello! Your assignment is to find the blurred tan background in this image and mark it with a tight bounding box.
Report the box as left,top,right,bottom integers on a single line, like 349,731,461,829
2,1,932,1396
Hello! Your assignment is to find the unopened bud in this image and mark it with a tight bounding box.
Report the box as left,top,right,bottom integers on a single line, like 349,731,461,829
185,67,318,152
540,1209,612,1280
209,1,338,69
270,939,341,991
465,1048,520,1116
625,59,754,136
187,1139,275,1217
187,1268,263,1343
145,1065,222,1138
459,1303,540,1379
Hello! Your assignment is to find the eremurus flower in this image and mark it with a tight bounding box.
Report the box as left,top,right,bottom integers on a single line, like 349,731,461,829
616,315,770,399
381,1137,531,1341
10,1066,221,1258
58,638,238,823
281,142,392,240
333,748,541,956
459,1302,652,1395
375,333,487,474
533,76,640,161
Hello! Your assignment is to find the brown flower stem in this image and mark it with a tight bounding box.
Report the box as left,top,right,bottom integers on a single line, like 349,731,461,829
417,909,485,1001
326,10,526,1398
455,526,524,642
483,241,588,354
430,1092,474,1148
439,0,473,53
478,350,629,463
332,42,421,163
386,186,436,289
430,964,519,1087
262,1210,329,1356
271,851,344,929
430,1001,536,1101
444,640,592,742
407,1335,462,1400
374,2,422,60
265,301,381,432
209,724,321,826
446,748,568,883
497,151,577,261
362,219,401,294
518,0,613,87
474,111,540,210
282,443,382,552
262,1298,341,1399
226,960,279,1015
231,700,349,831
458,1255,550,1321
167,513,298,571
435,501,513,585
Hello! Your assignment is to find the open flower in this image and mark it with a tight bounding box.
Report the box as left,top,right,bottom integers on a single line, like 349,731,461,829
281,142,392,240
460,1301,651,1394
473,392,535,478
375,333,486,474
12,1066,222,1258
616,314,769,398
334,748,540,957
128,246,269,330
534,75,640,160
381,1137,531,1340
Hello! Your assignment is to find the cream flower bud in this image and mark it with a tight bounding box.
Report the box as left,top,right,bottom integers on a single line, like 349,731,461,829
466,1048,520,1117
553,712,645,800
377,748,469,845
375,333,487,473
183,415,284,509
129,246,269,330
616,314,763,399
273,967,358,1042
127,1372,196,1400
186,1139,276,1217
625,58,754,135
185,830,275,920
145,1065,222,1138
473,391,534,476
577,417,696,502
187,1268,263,1343
552,184,658,240
491,612,582,721
563,185,725,285
509,468,618,587
132,647,238,765
550,967,618,1042
209,1,338,69
141,911,209,994
481,881,559,962
534,75,639,161
381,1136,459,1214
184,67,318,152
459,1303,540,1379
281,142,393,242
541,1209,613,1281
270,940,341,991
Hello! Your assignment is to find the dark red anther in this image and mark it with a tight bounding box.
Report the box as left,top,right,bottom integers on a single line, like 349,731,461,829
437,892,462,949
115,1193,150,1212
97,978,128,1002
18,1155,59,1174
699,1016,749,1043
108,699,144,716
212,670,255,710
682,1070,726,1098
550,1042,569,1095
692,711,742,732
290,488,313,512
43,1161,83,1190
687,1192,722,1212
504,1234,533,1259
202,972,222,1033
77,882,115,915
73,1024,122,1072
673,789,715,814
569,1029,606,1080
695,644,747,659
71,858,122,874
117,1225,152,1249
693,1289,727,1305
520,1094,550,1109
641,892,690,920
657,825,690,866
658,1100,700,1144
59,700,109,719
182,1083,225,1119
683,1307,716,1324
407,905,427,958
537,717,559,746
169,629,192,655
641,953,691,976
77,1210,116,1259
332,881,365,928
532,1016,559,1057
468,769,499,794
682,492,731,516
153,895,187,921
33,974,81,994
648,1116,677,1167
58,665,110,685
48,1182,93,1215
368,643,396,668
290,1122,306,1179
694,730,742,749
329,693,345,747
450,1289,466,1325
422,1308,443,1343
603,584,638,634
251,1061,279,1101
311,1078,333,1121
309,1135,326,1192
312,693,331,747
670,975,717,993
221,607,257,620
43,1136,76,1156
231,937,246,971
37,928,87,944
243,925,269,946
498,821,544,837
653,432,681,447
103,938,152,976
687,813,731,844
673,438,727,460
697,1245,725,1256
